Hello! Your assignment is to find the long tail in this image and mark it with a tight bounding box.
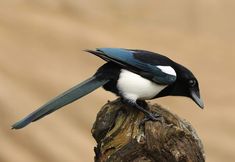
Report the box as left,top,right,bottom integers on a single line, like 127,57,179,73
12,73,109,129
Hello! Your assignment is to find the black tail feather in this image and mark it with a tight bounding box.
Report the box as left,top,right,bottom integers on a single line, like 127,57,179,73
12,73,109,129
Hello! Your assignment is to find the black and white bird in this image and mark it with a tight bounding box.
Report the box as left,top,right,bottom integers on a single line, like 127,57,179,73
12,48,204,129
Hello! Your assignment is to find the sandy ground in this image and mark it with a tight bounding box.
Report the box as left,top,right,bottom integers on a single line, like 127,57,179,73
0,1,235,162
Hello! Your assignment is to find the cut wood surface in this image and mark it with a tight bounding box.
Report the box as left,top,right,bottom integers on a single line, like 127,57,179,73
92,99,205,162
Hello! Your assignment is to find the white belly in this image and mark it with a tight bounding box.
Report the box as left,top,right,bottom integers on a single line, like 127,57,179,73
117,69,167,101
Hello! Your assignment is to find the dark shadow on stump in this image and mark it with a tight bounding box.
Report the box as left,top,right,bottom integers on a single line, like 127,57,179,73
92,99,205,162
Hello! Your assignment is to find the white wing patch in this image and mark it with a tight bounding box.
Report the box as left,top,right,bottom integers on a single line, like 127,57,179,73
157,66,177,76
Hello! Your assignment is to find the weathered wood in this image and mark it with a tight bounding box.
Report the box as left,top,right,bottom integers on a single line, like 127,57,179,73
92,99,205,162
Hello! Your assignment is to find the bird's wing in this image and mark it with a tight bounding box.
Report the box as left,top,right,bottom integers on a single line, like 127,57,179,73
86,48,176,85
12,73,109,129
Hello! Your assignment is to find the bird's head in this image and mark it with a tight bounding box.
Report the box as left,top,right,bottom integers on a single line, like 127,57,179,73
174,63,204,109
158,63,204,109
180,74,204,109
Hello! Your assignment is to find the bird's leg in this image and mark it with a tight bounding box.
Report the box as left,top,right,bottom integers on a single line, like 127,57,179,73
136,100,149,110
121,98,161,122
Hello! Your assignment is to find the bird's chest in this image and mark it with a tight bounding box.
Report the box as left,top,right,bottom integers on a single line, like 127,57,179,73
117,69,167,100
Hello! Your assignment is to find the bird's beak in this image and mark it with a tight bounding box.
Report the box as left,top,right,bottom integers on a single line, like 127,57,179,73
190,89,204,109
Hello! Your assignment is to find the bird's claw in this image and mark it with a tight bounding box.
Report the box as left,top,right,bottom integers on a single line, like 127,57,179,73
139,112,164,128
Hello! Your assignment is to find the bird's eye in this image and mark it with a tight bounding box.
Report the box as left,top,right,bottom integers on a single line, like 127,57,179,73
189,80,196,87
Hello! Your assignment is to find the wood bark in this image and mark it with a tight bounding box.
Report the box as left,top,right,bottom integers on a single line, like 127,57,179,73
92,99,205,162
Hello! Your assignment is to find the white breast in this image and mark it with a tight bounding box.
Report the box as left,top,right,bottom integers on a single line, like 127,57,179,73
117,69,167,101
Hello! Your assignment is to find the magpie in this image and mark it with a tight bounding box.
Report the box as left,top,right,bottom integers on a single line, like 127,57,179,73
12,48,204,129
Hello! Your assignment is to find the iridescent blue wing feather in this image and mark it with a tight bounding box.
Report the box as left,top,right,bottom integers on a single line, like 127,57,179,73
86,48,176,85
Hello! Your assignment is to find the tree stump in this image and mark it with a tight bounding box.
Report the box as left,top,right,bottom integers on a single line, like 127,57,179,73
92,99,205,162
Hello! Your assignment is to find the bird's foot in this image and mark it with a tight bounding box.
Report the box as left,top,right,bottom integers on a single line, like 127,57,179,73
145,112,161,121
139,112,164,128
120,98,164,126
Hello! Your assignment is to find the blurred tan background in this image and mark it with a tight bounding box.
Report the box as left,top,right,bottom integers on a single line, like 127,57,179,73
0,0,234,162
